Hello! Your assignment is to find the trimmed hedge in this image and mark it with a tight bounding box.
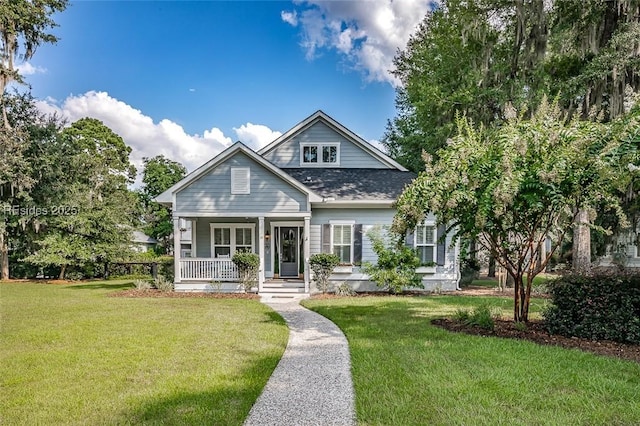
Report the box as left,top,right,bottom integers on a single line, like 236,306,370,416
544,271,640,344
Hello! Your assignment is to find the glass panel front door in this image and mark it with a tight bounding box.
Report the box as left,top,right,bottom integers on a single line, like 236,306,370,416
279,227,298,277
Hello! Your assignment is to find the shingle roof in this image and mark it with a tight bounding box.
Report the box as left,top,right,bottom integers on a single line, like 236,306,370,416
282,168,416,201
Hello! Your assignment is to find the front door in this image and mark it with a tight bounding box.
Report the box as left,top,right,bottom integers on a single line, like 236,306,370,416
279,227,298,278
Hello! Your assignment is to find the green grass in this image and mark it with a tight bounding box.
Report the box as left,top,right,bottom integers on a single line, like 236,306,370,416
0,281,288,425
303,295,640,426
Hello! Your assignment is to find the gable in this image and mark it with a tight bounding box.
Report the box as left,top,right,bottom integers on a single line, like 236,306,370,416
259,112,404,170
175,151,310,214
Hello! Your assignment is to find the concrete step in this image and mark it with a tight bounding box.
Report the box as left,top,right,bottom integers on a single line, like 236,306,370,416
261,286,306,293
260,293,310,303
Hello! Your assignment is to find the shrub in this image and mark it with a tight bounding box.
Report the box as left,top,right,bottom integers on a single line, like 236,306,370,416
133,279,152,290
453,304,495,330
335,282,356,296
309,253,340,294
154,275,173,292
544,272,640,344
459,257,481,287
362,227,422,294
232,252,260,293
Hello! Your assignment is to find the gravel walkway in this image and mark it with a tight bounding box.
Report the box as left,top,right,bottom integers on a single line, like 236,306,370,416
244,299,356,426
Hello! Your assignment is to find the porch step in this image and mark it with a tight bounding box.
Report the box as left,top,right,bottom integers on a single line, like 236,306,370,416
261,286,306,293
260,292,310,303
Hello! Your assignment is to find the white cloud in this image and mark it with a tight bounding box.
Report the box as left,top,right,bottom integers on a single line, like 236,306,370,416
233,123,282,151
281,0,435,85
35,91,242,185
15,61,47,75
281,10,298,26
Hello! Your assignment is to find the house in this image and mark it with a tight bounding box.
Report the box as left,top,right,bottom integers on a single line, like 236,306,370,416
132,231,158,253
156,111,460,295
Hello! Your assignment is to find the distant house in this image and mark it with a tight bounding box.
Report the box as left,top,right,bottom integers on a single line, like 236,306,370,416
132,231,157,253
156,111,460,295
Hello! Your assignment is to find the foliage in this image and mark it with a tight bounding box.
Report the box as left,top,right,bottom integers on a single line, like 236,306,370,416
24,118,138,279
453,304,496,331
362,227,422,294
232,252,259,293
459,257,481,287
138,155,186,254
309,252,340,294
394,100,639,321
544,271,640,344
157,255,174,282
385,0,640,275
334,282,356,297
133,278,152,290
153,275,173,292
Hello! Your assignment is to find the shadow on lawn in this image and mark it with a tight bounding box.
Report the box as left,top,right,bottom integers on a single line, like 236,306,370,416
64,281,133,291
120,353,283,426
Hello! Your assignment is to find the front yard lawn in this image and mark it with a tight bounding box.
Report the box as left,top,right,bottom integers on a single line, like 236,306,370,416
0,281,288,425
303,296,640,425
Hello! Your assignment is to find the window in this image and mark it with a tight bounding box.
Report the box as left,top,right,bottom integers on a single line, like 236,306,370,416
211,224,254,258
415,224,436,264
332,224,352,264
300,143,339,166
231,167,250,194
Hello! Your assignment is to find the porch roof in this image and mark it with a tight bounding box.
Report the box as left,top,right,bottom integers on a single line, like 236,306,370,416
282,168,416,201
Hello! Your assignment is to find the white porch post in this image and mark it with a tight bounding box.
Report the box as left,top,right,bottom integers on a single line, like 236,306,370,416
258,216,265,293
304,216,310,293
173,216,181,284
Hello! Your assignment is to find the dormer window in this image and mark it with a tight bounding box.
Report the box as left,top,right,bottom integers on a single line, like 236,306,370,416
300,143,340,166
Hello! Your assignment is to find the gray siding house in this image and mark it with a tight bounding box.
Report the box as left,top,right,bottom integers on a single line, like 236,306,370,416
156,111,460,295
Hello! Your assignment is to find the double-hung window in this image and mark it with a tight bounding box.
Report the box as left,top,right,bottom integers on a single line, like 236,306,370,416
332,223,353,264
301,143,340,166
415,223,436,265
211,224,255,258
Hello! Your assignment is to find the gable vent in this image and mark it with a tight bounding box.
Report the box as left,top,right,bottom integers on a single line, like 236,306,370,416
231,167,250,194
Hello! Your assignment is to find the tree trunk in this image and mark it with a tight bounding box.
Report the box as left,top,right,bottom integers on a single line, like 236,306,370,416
572,208,591,274
0,232,8,280
488,256,496,277
512,271,532,322
59,264,67,280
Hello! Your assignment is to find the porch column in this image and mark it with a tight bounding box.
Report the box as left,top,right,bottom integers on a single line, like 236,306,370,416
173,216,181,284
304,216,310,292
258,216,265,292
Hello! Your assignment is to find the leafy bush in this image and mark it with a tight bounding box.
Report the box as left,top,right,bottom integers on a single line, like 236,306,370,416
362,228,422,294
544,272,640,344
133,279,152,290
309,253,340,294
459,257,481,287
154,275,173,292
232,252,260,293
335,282,356,296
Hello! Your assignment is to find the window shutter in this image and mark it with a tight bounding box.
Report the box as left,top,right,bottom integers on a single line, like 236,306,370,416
353,224,363,264
405,230,414,248
321,224,331,253
436,224,446,266
231,168,250,194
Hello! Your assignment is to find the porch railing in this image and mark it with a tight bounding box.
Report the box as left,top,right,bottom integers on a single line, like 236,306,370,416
179,258,239,281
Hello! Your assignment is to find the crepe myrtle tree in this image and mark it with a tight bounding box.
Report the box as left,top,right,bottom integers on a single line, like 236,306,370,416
393,99,640,322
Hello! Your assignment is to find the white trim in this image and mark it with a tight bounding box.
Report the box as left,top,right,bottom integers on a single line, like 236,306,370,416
210,223,256,258
191,220,197,256
271,222,305,279
312,200,395,208
258,217,265,292
299,142,340,166
174,211,312,218
414,222,437,265
258,110,408,171
329,221,355,265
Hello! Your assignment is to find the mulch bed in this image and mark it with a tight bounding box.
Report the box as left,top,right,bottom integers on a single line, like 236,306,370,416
431,318,640,364
109,289,259,299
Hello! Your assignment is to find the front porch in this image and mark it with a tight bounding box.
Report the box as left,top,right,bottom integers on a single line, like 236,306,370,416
173,215,311,294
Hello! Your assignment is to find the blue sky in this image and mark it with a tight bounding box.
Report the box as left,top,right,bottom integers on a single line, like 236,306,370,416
23,0,433,177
